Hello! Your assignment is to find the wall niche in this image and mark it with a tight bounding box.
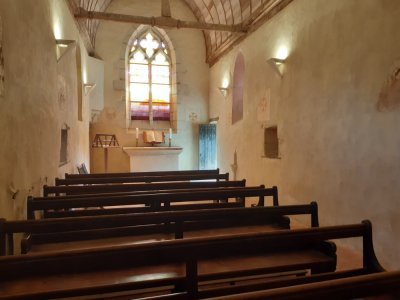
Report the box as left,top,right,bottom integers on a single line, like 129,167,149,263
59,124,69,166
264,126,279,159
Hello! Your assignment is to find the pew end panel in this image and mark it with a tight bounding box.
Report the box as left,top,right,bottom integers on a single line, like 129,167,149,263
26,196,35,219
310,201,319,227
362,219,385,272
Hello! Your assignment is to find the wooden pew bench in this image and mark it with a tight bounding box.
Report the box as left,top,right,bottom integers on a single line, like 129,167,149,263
0,203,318,255
65,168,221,179
28,186,278,219
55,173,230,186
0,221,386,300
43,180,246,197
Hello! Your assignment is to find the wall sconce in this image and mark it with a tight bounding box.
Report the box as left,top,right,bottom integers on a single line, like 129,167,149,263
267,57,287,77
83,83,96,95
56,39,76,61
218,87,229,98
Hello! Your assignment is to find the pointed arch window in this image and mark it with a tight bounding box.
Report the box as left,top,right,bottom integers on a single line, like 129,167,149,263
128,31,171,121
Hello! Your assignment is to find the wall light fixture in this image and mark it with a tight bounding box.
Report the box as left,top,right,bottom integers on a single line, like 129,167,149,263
83,83,96,95
218,87,229,98
55,39,76,61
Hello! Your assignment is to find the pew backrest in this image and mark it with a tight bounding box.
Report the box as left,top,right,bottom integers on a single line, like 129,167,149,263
55,173,230,186
44,179,246,197
66,168,220,179
29,186,278,219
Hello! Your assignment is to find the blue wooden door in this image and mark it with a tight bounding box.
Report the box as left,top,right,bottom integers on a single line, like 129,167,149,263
199,124,217,170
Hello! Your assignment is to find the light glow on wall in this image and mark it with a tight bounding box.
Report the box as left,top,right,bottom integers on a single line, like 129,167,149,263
221,76,230,89
276,46,289,60
53,17,62,40
82,69,88,84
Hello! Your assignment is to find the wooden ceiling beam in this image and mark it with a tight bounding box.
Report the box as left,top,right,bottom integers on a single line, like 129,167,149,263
74,8,247,33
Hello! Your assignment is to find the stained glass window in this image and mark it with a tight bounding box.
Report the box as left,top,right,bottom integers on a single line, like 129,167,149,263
129,31,171,121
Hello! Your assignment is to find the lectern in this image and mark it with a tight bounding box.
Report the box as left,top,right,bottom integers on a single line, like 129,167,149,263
91,134,119,173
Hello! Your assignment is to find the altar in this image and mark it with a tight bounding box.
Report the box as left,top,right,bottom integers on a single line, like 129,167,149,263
122,147,183,172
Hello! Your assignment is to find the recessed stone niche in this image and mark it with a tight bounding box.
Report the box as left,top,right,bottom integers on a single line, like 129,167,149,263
264,126,279,159
59,125,69,166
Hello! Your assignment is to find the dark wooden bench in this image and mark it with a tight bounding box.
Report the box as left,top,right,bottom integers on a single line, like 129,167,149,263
28,186,278,219
55,173,230,186
65,168,220,179
43,179,246,197
41,185,248,203
0,222,381,300
0,203,318,255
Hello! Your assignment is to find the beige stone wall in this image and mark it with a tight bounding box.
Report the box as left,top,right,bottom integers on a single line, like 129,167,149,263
210,0,400,269
90,0,209,173
0,0,91,220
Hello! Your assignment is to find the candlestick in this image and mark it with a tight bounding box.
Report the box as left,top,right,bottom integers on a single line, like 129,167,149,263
135,128,139,139
169,128,172,139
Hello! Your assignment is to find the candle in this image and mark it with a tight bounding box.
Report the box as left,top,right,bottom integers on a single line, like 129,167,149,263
135,128,139,139
169,128,172,139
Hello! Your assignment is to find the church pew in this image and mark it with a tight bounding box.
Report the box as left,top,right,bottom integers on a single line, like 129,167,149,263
28,186,278,219
43,179,246,197
65,168,220,179
40,186,249,204
0,222,379,300
54,173,230,186
0,203,318,255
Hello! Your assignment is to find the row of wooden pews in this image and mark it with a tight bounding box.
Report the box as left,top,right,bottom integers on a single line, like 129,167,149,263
0,168,399,299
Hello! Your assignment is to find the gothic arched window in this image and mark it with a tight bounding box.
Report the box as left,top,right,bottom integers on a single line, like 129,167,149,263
128,30,171,121
232,52,245,124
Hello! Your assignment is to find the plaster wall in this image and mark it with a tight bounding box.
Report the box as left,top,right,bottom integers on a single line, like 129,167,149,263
90,0,209,173
0,0,91,220
210,0,400,269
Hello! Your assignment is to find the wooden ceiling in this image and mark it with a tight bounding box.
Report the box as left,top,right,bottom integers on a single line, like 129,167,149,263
67,0,293,65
